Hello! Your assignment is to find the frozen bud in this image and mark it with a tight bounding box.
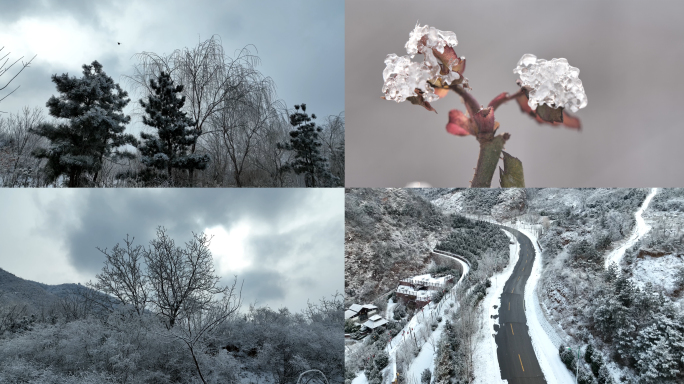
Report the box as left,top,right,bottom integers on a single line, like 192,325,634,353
405,23,458,57
383,24,464,106
513,54,588,113
382,54,438,103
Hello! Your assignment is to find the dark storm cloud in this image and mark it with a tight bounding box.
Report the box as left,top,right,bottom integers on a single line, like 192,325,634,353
37,189,315,275
236,269,287,306
246,212,343,266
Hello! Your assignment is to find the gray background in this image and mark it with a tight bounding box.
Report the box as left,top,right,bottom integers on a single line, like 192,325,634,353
346,0,684,187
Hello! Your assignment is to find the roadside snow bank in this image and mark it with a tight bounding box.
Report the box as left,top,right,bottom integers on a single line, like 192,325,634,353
514,225,574,384
472,230,519,384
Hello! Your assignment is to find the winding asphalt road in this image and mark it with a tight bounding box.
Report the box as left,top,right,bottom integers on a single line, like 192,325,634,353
495,226,546,384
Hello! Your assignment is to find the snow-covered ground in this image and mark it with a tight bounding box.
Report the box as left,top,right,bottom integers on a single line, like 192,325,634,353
472,230,519,384
351,372,368,384
632,253,684,293
604,188,658,268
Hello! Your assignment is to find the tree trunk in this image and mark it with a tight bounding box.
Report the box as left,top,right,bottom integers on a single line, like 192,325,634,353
188,344,207,384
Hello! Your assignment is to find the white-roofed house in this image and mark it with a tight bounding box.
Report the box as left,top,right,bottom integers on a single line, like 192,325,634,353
345,303,378,323
362,314,388,330
395,273,454,309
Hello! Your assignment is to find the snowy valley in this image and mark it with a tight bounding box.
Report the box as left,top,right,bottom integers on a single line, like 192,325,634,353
345,188,684,384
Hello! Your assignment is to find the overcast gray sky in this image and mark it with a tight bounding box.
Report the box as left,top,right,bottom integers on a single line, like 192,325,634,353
0,0,344,135
0,188,343,313
346,0,684,187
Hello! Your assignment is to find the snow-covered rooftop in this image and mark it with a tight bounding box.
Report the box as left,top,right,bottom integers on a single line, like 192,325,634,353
368,314,382,321
348,304,362,313
396,285,432,301
345,310,358,320
400,273,453,287
363,317,388,330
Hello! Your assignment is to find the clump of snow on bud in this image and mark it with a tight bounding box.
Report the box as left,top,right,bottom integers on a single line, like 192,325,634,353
405,23,458,58
383,24,461,103
382,54,439,102
513,54,588,113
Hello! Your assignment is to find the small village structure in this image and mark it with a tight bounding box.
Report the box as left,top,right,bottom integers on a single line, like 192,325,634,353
345,304,387,339
395,273,454,309
345,303,378,322
362,314,388,330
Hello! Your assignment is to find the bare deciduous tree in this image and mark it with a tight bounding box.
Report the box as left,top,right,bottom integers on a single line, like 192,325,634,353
88,235,148,316
207,76,283,187
0,47,36,111
170,276,242,384
144,227,228,328
0,106,47,186
318,112,345,185
126,36,267,186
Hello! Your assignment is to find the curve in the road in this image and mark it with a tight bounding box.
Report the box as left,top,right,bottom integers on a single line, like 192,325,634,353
495,226,547,384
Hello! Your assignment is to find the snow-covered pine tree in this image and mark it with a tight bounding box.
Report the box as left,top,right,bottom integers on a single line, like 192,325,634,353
138,71,209,185
279,103,338,187
31,61,137,187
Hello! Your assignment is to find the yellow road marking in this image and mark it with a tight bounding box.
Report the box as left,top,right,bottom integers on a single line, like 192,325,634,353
517,276,520,282
512,287,515,293
511,323,514,335
519,354,524,372
508,302,510,310
522,267,525,272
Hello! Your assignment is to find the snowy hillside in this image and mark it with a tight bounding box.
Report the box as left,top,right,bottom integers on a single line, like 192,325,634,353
427,188,684,384
345,189,512,384
345,188,451,307
0,268,100,313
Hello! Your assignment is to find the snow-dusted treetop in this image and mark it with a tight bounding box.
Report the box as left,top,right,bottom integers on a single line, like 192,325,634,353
383,23,464,104
513,54,588,113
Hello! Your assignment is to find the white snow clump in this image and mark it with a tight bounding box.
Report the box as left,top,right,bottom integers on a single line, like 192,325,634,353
405,24,458,58
513,53,588,113
383,24,460,103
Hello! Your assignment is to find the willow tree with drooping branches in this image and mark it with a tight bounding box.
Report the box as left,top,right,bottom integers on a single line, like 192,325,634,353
126,35,267,186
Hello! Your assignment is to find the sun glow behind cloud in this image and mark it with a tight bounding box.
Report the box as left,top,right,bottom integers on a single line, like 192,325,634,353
205,224,252,275
0,16,106,71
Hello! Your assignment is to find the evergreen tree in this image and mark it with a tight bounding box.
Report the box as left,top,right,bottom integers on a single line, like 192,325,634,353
138,71,209,184
31,61,137,187
279,103,338,187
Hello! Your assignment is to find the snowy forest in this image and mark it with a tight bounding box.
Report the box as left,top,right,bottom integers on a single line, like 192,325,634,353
0,227,344,383
0,36,344,187
346,188,684,384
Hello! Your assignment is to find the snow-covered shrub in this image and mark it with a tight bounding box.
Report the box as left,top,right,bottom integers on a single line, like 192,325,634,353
421,368,432,384
559,345,577,372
